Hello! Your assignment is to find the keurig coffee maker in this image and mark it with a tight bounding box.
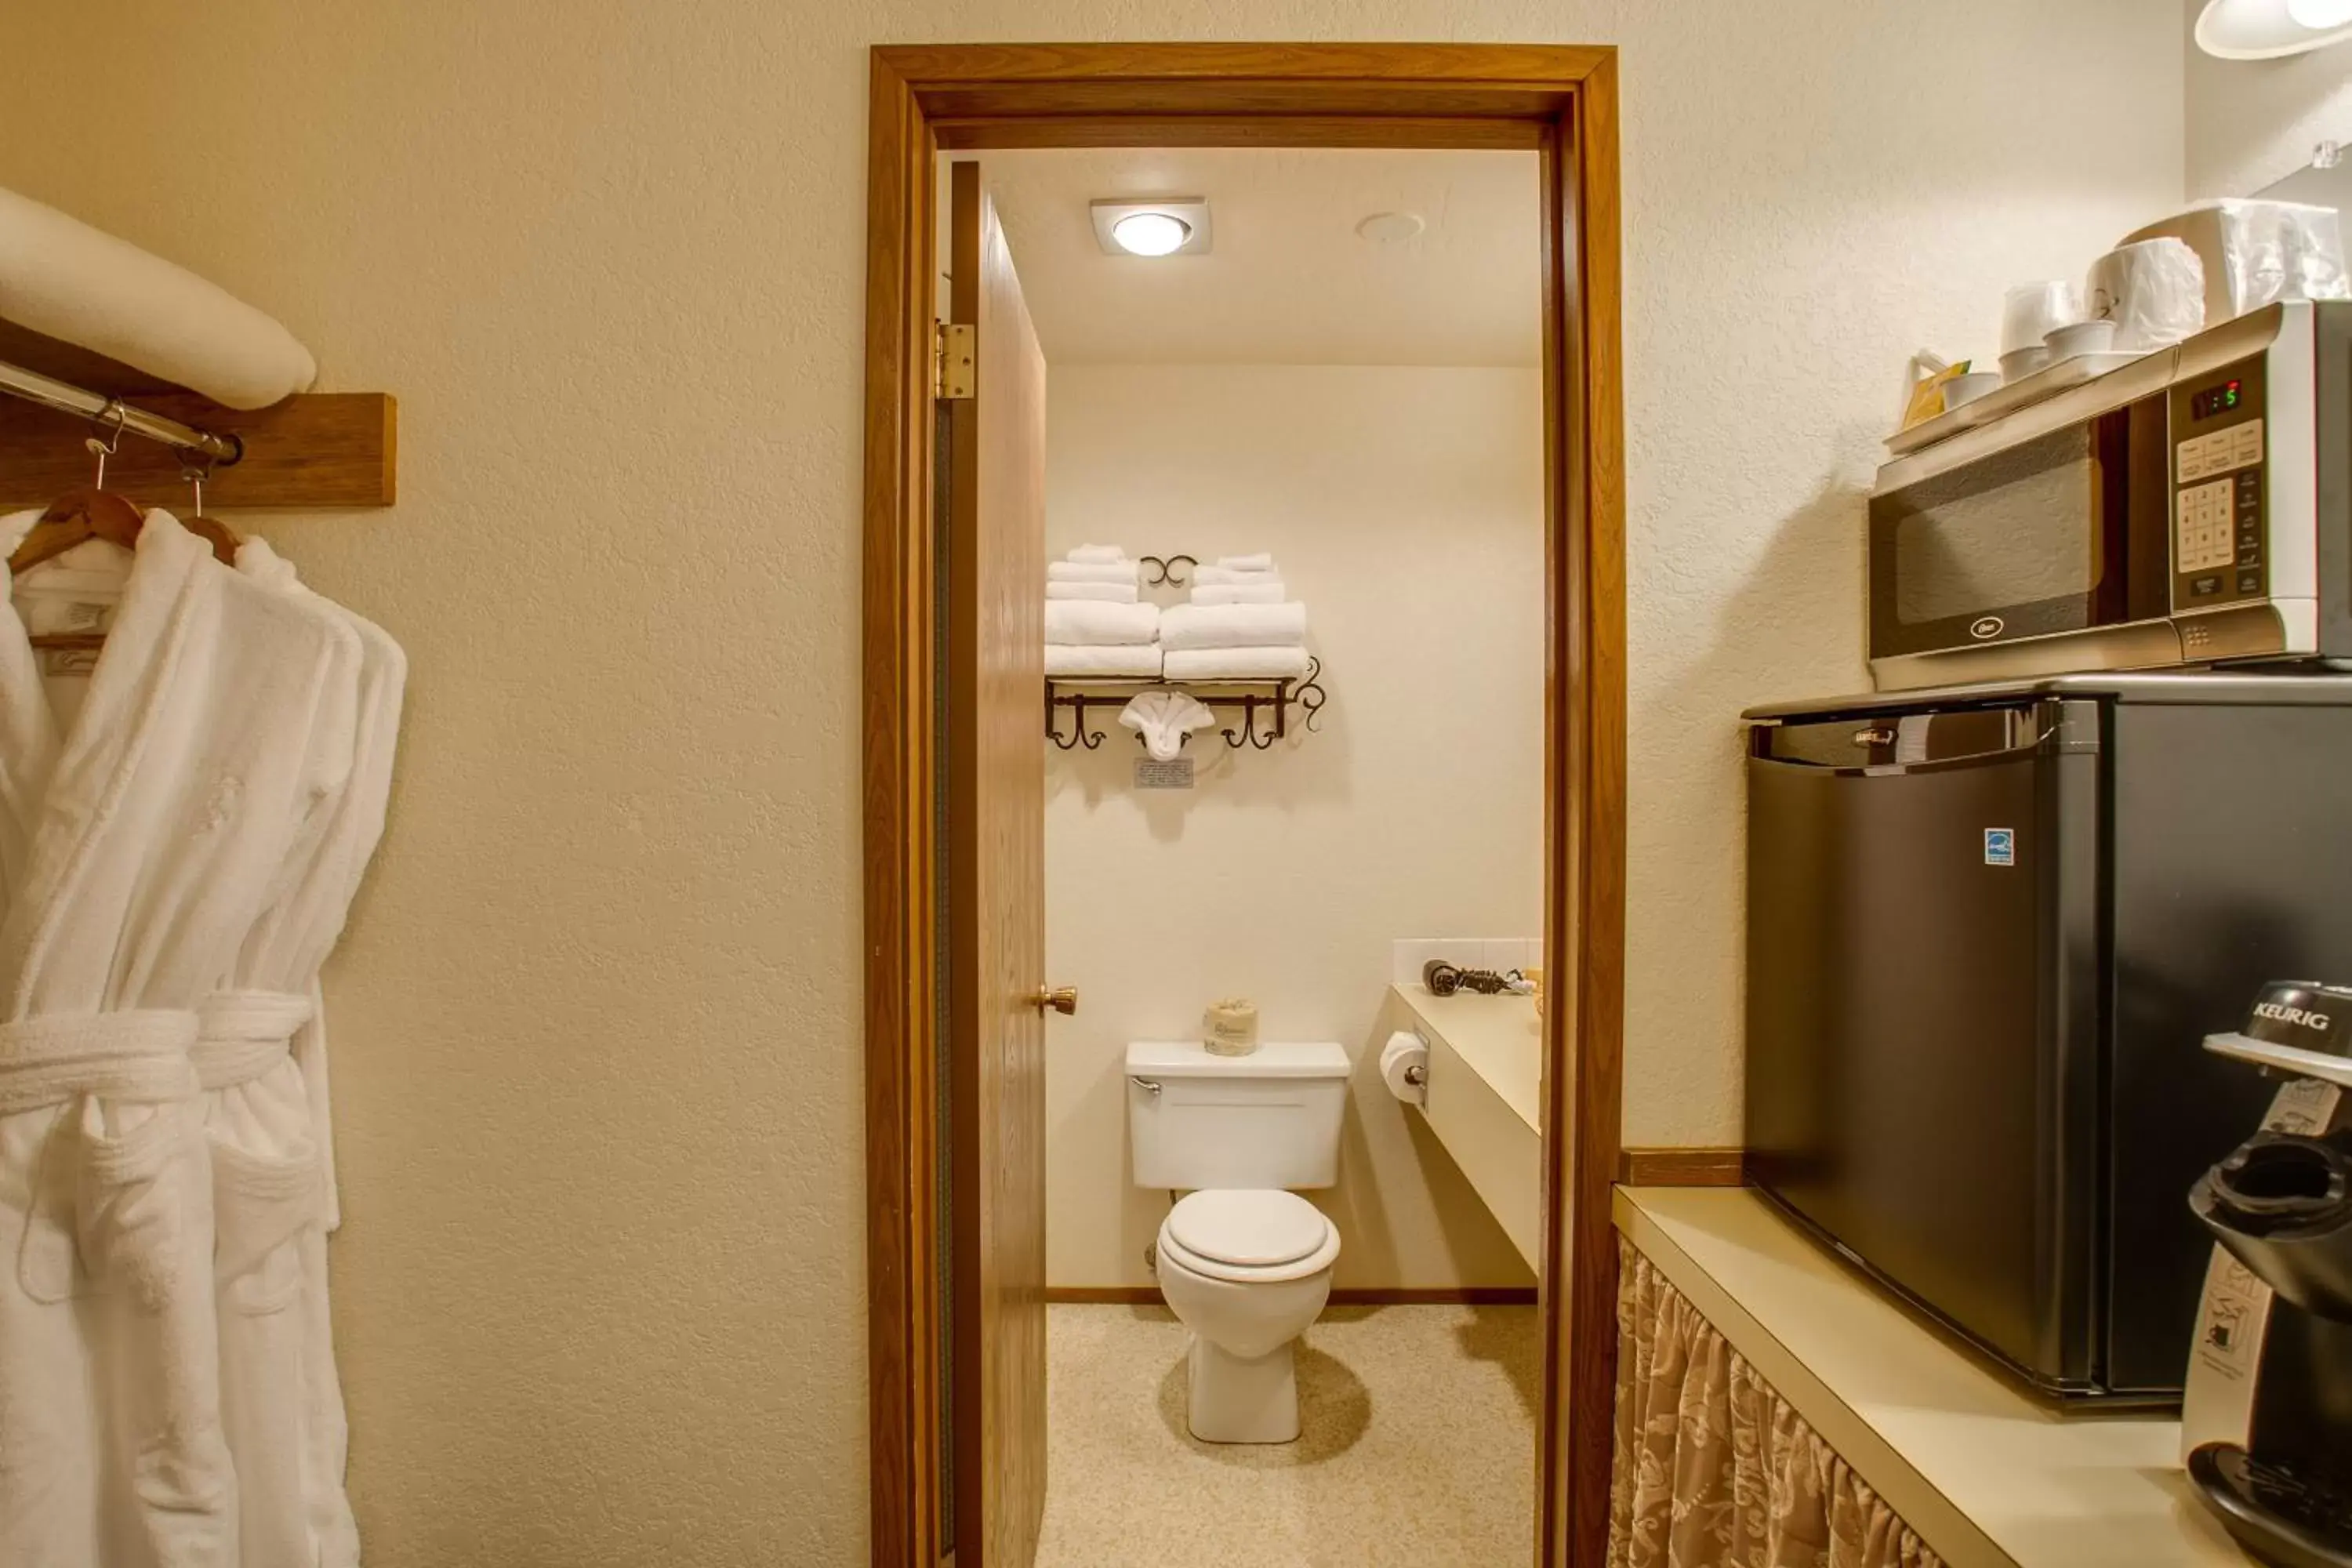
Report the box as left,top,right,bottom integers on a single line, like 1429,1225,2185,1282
2182,981,2352,1568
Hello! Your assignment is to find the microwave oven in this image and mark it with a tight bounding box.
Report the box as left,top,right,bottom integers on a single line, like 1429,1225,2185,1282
1868,301,2352,691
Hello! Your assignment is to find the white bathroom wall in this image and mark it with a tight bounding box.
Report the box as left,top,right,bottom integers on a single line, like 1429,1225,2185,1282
1044,363,1544,1290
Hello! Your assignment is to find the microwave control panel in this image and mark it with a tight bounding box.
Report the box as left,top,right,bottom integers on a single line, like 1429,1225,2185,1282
2169,354,2269,610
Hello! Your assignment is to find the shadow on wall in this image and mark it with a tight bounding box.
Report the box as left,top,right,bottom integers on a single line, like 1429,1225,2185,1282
1635,464,1871,1129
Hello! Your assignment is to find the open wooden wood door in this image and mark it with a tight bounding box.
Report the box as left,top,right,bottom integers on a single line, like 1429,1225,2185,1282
943,158,1050,1568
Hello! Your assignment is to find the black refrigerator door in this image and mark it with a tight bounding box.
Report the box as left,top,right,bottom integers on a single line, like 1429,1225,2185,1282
2107,699,2352,1394
1745,701,2101,1390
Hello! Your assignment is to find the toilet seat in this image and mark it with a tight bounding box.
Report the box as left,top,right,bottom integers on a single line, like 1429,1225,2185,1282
1160,1190,1340,1284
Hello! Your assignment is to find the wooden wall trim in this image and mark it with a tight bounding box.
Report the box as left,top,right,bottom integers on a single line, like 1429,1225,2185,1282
1618,1148,1747,1188
862,49,942,1568
1537,53,1628,1568
862,42,1626,1568
1045,1286,1541,1307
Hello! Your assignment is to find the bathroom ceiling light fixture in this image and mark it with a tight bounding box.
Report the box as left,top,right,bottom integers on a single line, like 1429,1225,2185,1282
2197,0,2352,57
1355,211,1426,245
1091,198,1212,257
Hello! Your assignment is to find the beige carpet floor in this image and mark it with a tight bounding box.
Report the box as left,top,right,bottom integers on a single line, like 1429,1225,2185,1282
1033,1302,1538,1567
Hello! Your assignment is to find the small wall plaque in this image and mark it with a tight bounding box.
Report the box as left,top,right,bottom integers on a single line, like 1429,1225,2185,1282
1135,757,1195,789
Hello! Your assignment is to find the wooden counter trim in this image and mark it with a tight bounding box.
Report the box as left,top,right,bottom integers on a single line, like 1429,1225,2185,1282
1616,1147,1745,1186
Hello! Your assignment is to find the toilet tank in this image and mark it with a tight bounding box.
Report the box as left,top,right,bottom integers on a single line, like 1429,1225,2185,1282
1126,1040,1351,1190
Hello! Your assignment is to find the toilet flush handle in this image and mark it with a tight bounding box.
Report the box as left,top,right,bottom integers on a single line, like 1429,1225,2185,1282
1030,985,1078,1016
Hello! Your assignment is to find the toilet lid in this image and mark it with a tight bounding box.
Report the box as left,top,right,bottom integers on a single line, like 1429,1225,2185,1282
1166,1189,1332,1268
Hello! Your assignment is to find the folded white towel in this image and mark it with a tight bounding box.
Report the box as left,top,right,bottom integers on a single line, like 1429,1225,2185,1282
1160,601,1306,651
1164,646,1312,681
0,185,317,410
1047,581,1138,603
1047,560,1141,585
1045,599,1159,647
1120,690,1217,760
1218,553,1275,571
1190,582,1285,606
1066,544,1127,564
1047,644,1163,677
1192,564,1279,586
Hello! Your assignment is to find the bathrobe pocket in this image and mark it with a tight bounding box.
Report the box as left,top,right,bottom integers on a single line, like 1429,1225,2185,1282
209,1127,321,1316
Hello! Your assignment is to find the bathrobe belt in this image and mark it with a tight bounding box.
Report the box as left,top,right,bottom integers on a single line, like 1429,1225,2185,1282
193,989,316,1091
0,1008,201,1114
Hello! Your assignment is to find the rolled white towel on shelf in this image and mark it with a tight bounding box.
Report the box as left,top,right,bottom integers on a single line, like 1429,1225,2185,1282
1381,1031,1428,1106
1190,581,1285,606
1046,644,1163,677
1217,553,1275,571
1160,601,1306,651
1046,599,1159,647
1047,580,1139,603
1192,564,1279,586
1048,560,1141,585
1163,646,1312,681
1066,543,1127,564
0,185,317,409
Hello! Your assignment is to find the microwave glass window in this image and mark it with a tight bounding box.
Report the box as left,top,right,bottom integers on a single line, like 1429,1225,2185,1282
1891,426,2100,625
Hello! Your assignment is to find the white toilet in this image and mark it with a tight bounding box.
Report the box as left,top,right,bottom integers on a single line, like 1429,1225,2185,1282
1127,1039,1348,1443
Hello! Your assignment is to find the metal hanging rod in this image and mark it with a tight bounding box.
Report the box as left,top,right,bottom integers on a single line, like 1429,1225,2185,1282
0,356,241,465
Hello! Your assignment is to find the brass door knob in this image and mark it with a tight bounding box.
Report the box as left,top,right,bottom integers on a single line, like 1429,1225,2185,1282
1031,985,1078,1016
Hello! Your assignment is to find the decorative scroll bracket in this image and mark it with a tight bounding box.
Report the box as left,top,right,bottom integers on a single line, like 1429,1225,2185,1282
1046,656,1326,753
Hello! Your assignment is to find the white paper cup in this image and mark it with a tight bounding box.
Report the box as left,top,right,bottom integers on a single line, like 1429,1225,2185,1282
1999,346,2051,384
2044,318,2119,360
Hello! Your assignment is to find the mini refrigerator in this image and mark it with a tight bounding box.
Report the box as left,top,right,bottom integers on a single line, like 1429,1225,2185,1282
1742,673,2352,1402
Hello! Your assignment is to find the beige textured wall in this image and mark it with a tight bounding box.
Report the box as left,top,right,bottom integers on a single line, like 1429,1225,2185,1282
0,3,2182,1563
1044,364,1542,1292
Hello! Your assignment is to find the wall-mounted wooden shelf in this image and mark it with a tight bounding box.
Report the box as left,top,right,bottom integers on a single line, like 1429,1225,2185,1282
0,319,396,510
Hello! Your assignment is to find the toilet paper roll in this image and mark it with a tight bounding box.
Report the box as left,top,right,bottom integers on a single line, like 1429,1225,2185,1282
1381,1030,1428,1105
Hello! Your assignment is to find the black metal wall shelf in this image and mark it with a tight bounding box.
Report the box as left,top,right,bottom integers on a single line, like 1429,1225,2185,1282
1046,658,1326,752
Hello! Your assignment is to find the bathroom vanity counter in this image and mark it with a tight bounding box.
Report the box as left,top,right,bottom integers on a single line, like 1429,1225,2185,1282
1615,1186,2249,1568
1392,985,1541,1269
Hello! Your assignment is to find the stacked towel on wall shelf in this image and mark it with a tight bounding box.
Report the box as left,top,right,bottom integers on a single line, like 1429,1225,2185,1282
1043,546,1160,676
1167,554,1311,680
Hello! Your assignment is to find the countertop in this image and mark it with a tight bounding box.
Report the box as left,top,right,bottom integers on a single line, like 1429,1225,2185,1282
1614,1187,2248,1568
1389,984,1541,1269
1391,984,1541,1132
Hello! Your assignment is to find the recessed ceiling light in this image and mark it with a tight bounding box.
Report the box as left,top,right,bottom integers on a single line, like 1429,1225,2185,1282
1111,212,1189,256
1356,212,1425,245
2198,0,2352,56
1091,198,1212,257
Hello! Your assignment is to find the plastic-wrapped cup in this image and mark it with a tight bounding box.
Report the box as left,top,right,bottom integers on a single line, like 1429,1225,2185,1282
2002,281,2082,356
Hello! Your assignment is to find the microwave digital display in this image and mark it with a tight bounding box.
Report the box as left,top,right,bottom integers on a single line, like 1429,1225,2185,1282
2191,379,2243,421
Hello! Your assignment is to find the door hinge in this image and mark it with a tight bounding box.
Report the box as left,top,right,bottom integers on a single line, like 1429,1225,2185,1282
935,322,975,400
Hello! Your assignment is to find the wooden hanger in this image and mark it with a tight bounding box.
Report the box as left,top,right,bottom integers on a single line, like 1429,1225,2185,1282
7,423,238,651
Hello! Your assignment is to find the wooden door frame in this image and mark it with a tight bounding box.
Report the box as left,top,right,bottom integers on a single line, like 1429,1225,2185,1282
862,42,1625,1567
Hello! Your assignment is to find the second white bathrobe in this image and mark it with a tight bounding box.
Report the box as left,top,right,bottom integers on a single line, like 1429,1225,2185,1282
0,512,358,1568
201,539,401,1568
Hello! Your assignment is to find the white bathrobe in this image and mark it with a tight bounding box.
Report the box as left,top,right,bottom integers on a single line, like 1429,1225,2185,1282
0,511,358,1568
201,538,401,1568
